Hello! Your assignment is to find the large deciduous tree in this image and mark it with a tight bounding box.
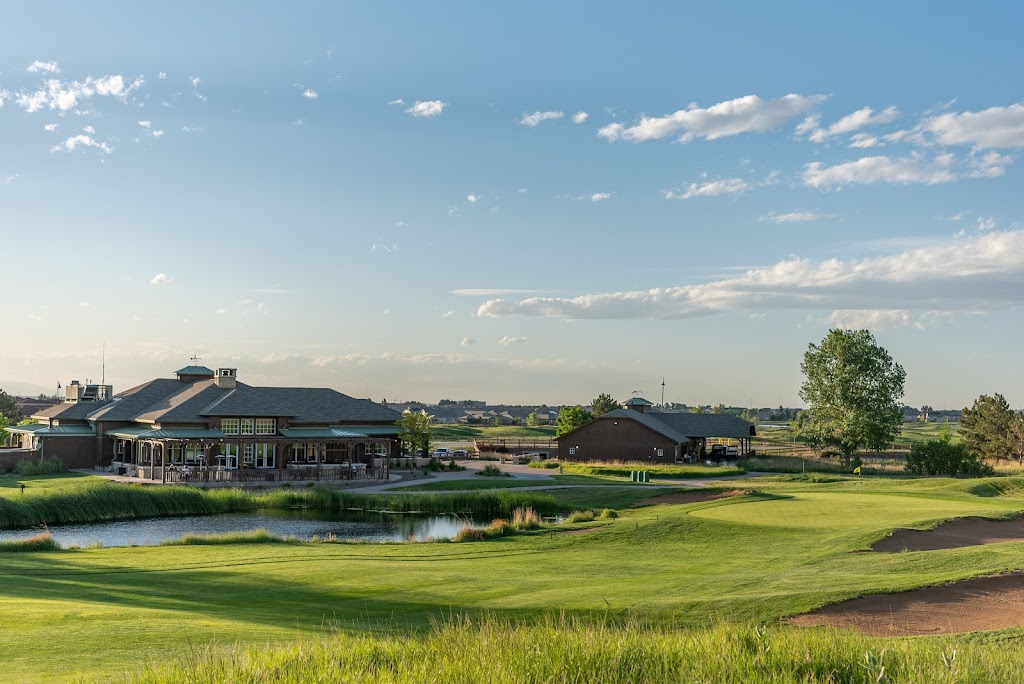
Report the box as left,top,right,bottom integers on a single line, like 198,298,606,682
0,389,22,424
799,329,906,467
960,393,1016,462
590,393,618,418
396,409,432,458
556,405,592,436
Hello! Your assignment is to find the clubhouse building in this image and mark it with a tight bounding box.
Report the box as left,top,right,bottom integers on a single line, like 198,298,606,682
3,365,402,483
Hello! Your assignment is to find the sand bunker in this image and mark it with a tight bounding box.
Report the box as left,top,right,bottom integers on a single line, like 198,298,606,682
872,517,1024,552
790,573,1024,636
637,490,744,506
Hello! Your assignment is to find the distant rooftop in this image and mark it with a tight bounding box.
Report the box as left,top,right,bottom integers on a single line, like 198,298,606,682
174,365,216,379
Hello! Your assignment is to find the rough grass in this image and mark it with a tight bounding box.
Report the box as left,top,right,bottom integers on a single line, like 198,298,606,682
5,476,1024,681
130,616,1024,684
536,461,744,479
0,531,60,552
160,528,294,546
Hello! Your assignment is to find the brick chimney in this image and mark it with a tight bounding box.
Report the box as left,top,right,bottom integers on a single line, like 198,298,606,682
214,368,237,389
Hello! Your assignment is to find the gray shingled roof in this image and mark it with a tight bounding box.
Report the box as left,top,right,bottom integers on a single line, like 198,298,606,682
200,385,297,417
32,400,111,422
255,387,401,424
133,380,228,423
86,378,185,422
649,412,756,440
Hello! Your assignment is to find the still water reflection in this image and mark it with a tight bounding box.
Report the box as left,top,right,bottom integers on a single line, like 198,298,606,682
0,509,484,547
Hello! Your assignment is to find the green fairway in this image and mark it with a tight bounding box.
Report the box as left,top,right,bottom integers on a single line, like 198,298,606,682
397,474,622,491
3,475,1024,681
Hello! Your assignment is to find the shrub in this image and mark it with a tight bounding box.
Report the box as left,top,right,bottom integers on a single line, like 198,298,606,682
600,508,619,519
479,464,503,477
0,532,61,552
906,439,995,477
14,457,67,476
566,510,596,524
427,458,443,472
453,527,485,542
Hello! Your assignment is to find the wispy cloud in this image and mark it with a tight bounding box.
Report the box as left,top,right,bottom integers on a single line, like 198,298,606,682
15,74,143,113
803,154,956,188
387,98,405,106
590,192,611,202
918,103,1024,148
26,60,60,74
466,194,479,203
460,337,476,346
666,177,749,200
498,336,527,346
798,106,900,143
598,93,826,143
50,134,112,154
572,111,588,124
302,88,318,99
760,211,839,223
441,310,455,319
405,100,447,117
476,228,1024,323
520,110,563,127
149,273,172,286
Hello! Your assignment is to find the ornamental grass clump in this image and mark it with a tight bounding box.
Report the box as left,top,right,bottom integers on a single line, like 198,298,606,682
566,509,596,524
511,506,541,530
0,531,60,552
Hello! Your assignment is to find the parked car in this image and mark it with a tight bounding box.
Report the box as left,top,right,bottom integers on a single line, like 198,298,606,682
452,449,468,458
710,445,726,459
432,448,453,459
725,446,739,458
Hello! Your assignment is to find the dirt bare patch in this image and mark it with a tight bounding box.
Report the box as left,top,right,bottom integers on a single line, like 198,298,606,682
872,517,1024,552
790,573,1024,636
636,490,744,507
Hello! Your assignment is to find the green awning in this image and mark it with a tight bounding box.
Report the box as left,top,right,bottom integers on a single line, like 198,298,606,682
107,427,225,440
4,424,94,436
333,425,399,436
280,427,368,439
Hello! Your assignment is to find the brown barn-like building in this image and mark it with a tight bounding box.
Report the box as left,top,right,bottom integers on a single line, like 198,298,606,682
557,399,755,464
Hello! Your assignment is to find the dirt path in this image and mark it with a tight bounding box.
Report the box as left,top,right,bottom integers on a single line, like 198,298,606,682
790,574,1024,635
872,517,1024,552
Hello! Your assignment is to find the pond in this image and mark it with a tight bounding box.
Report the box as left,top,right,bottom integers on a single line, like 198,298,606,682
0,509,486,548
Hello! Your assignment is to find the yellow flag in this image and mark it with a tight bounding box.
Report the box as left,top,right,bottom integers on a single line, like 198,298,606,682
853,466,862,474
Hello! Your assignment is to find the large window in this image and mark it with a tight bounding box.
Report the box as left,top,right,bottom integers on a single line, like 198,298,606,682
255,418,276,435
241,419,254,435
218,444,238,469
167,444,183,464
243,443,275,468
292,443,317,463
221,418,239,435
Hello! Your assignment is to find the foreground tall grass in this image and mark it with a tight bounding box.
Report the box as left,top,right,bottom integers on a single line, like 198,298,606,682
131,616,1024,684
0,479,564,529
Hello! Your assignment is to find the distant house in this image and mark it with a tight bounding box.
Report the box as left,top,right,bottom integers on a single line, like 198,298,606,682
557,398,756,464
15,396,58,418
4,364,402,482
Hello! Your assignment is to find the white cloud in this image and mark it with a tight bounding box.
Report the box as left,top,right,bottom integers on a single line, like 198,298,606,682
405,100,447,117
520,110,564,127
823,309,952,331
15,74,143,112
976,216,995,232
43,123,58,132
441,310,455,319
387,98,405,106
590,192,611,202
83,125,95,134
466,194,479,203
302,88,318,99
27,60,60,74
151,130,164,138
967,151,1011,178
598,93,826,143
138,120,151,128
460,337,476,346
498,336,527,346
666,177,749,200
370,242,398,253
572,111,588,124
189,76,201,87
848,133,881,148
802,154,956,188
920,103,1024,148
759,211,839,223
475,228,1024,322
801,106,900,143
149,273,172,286
158,72,167,80
49,134,112,154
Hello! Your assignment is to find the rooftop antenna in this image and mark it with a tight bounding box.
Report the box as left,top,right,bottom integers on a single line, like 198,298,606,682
101,343,106,385
661,378,665,407
190,354,202,365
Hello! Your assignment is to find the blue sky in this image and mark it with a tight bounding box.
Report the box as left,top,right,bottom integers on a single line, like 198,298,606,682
2,2,1022,409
